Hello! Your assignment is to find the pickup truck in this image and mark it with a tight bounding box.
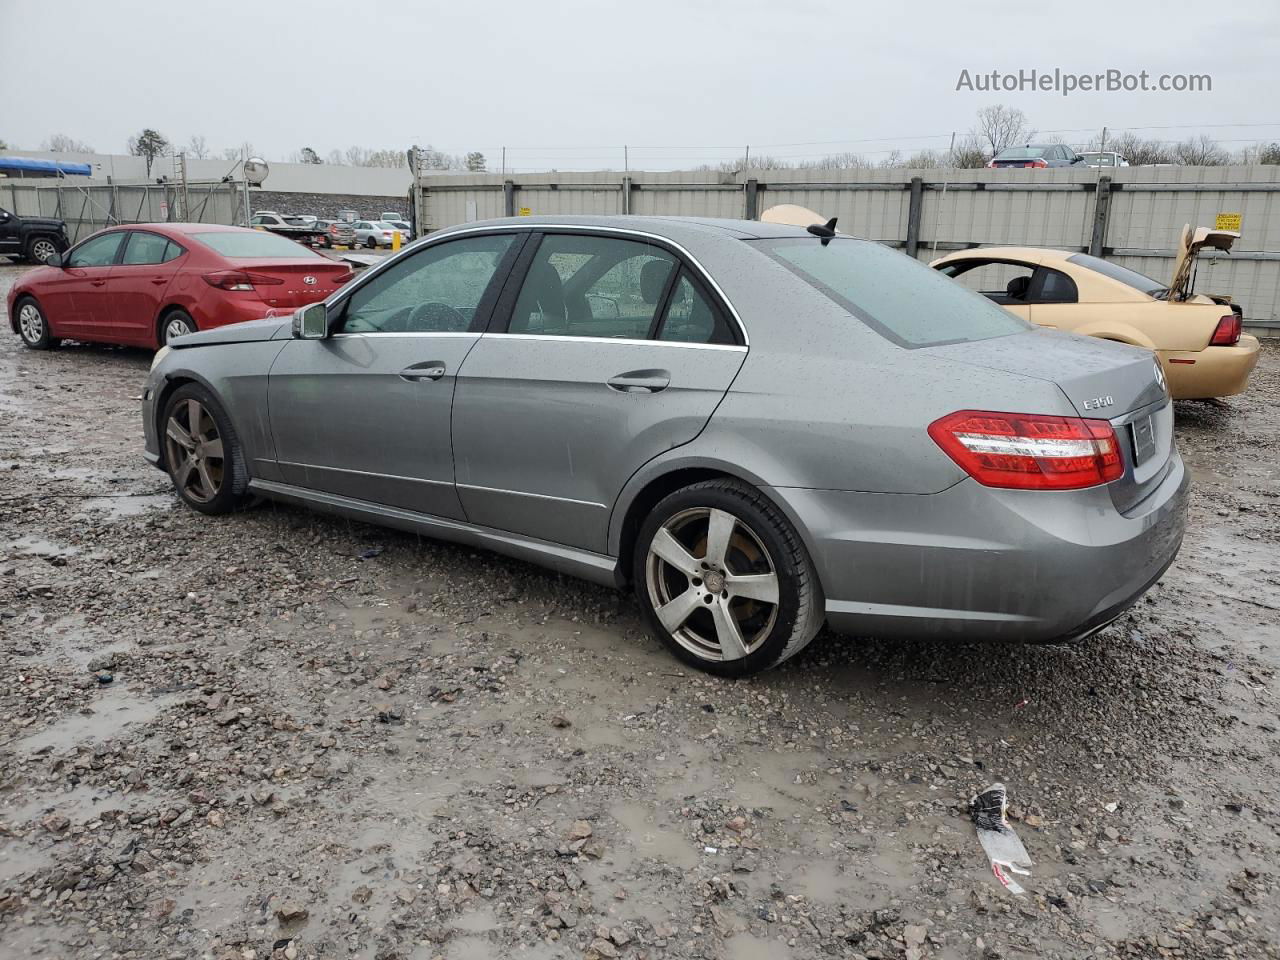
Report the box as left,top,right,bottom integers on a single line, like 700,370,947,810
248,211,330,247
0,207,71,264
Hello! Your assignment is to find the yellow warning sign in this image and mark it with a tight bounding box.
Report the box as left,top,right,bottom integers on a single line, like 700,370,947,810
1215,212,1242,231
518,207,532,216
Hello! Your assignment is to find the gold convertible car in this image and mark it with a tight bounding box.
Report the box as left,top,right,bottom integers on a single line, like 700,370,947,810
931,227,1260,400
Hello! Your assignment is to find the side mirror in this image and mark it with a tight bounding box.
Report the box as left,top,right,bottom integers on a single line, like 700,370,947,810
293,302,329,339
46,252,63,268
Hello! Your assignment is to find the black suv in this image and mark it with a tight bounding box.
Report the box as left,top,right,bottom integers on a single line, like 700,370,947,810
0,207,71,264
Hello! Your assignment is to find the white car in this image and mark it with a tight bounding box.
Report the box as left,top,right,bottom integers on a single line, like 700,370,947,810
1078,151,1130,168
352,220,409,249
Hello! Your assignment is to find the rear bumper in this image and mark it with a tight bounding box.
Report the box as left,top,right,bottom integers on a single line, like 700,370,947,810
769,450,1189,643
1159,336,1260,399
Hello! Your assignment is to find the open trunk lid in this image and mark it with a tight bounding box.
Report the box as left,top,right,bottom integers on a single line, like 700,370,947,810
1168,223,1239,302
226,258,351,309
925,330,1174,512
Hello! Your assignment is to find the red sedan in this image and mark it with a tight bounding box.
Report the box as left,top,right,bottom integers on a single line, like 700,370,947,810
7,223,352,350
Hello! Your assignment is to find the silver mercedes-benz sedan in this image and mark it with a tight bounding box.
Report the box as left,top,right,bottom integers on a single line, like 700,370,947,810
141,215,1188,676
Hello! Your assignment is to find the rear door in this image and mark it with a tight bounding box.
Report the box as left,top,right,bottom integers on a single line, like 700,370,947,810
451,230,747,554
108,230,184,344
267,231,523,520
0,209,21,256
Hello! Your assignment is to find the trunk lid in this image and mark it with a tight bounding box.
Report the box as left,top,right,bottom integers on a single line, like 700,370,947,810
1168,223,1239,301
227,258,351,309
925,330,1173,512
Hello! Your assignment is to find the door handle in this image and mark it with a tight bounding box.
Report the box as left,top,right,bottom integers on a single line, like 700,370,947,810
606,369,671,394
150,277,167,285
91,279,107,287
399,361,447,382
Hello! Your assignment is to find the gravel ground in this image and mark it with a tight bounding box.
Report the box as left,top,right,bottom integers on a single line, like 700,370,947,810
1,260,1277,960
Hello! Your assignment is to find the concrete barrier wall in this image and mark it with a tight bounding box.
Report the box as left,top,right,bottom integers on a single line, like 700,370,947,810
416,166,1280,330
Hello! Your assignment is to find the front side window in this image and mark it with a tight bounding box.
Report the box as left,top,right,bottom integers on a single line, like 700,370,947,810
759,238,1031,348
339,233,516,334
122,231,182,265
509,234,676,339
934,259,1035,303
67,231,125,268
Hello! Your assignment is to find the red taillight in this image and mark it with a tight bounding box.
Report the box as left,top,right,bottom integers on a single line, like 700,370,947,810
1027,158,1048,168
202,270,285,291
1209,314,1241,346
986,160,997,168
332,271,353,285
928,410,1123,491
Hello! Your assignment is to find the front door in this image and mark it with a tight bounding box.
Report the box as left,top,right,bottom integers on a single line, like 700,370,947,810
108,230,184,345
267,232,522,520
0,209,21,256
45,230,126,339
452,231,747,554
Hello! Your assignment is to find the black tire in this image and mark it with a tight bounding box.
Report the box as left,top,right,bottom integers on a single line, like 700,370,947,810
159,308,197,346
633,479,824,677
26,236,63,265
14,296,61,349
365,236,377,249
161,383,250,515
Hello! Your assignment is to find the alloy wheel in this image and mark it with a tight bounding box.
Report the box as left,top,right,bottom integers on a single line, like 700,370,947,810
31,239,57,263
18,303,44,343
165,398,224,503
164,315,194,343
645,507,780,661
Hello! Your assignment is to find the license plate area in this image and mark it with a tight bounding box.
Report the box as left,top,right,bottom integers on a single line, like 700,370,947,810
1129,414,1156,466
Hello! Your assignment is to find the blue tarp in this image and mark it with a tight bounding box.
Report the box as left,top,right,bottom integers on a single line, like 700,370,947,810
0,156,93,177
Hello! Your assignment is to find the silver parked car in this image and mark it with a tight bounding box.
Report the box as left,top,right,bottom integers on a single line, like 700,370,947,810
141,216,1187,676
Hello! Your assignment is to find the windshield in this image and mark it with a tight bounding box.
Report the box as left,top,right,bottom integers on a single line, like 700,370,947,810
193,231,322,258
995,147,1048,159
1066,253,1166,296
756,238,1032,348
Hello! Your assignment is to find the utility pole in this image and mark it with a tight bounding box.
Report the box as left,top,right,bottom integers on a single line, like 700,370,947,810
744,144,751,169
624,145,628,172
501,147,506,177
1100,126,1108,155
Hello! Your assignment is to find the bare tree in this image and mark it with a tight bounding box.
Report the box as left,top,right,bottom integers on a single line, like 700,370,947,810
343,146,373,167
221,144,257,163
1171,135,1228,166
325,149,344,165
1094,131,1171,166
807,152,873,170
971,105,1034,159
366,149,407,168
950,135,991,169
43,133,95,153
127,128,171,177
186,135,210,159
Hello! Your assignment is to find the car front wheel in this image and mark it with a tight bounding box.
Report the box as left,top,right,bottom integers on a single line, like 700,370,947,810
634,479,824,676
161,384,250,515
15,297,60,349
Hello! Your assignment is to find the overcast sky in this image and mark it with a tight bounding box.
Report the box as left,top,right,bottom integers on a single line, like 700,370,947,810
4,0,1278,170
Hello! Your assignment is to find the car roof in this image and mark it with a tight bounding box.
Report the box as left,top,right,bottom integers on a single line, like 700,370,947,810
440,214,819,242
935,246,1077,264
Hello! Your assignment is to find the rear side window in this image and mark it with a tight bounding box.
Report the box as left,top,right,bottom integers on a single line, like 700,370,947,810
67,231,125,267
757,238,1031,348
509,234,677,340
192,231,322,259
658,273,735,345
122,231,182,265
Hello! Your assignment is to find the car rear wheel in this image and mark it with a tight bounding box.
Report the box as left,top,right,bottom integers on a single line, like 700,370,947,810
27,237,61,265
160,309,196,345
15,297,60,349
634,479,824,676
162,384,250,515
365,236,377,249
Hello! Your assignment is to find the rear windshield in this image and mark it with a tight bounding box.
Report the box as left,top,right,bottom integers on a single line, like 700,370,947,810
995,147,1048,159
755,238,1031,348
1066,253,1166,296
192,231,323,258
